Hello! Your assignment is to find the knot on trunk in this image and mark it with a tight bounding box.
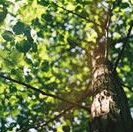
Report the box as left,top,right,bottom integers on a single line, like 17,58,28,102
91,90,120,118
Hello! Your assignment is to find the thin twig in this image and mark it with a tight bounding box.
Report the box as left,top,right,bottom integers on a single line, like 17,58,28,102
17,82,91,131
109,35,133,45
26,85,92,130
38,106,74,129
105,0,117,59
50,2,101,27
17,84,92,131
105,9,112,59
0,74,88,110
114,21,133,70
17,106,74,132
35,86,92,129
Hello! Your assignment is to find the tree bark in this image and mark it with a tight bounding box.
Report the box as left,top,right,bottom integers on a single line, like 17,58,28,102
90,46,133,132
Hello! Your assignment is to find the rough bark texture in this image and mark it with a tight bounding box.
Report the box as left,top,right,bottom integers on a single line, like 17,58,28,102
90,46,133,132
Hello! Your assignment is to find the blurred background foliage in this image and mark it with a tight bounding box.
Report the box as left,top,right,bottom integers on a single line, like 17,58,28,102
0,0,133,131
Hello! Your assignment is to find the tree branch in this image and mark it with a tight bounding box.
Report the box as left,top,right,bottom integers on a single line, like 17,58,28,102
19,84,92,130
105,1,116,59
34,85,92,129
17,106,74,132
114,21,133,70
49,2,101,27
16,81,91,131
0,73,88,110
109,35,133,45
38,106,74,129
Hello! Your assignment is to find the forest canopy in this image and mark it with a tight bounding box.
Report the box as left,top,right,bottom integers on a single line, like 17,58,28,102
0,0,133,131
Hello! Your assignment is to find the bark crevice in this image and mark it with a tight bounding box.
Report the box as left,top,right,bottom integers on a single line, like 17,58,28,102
90,46,133,132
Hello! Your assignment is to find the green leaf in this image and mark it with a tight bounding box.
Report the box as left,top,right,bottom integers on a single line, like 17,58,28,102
0,6,7,23
41,14,53,22
121,2,130,8
13,21,25,35
32,43,37,52
0,0,5,4
37,0,49,6
0,87,4,94
24,27,33,42
50,2,58,11
62,125,70,131
9,96,18,105
80,11,89,18
9,86,17,93
2,30,14,41
16,40,32,53
11,109,20,116
67,38,77,49
75,5,82,11
41,60,49,72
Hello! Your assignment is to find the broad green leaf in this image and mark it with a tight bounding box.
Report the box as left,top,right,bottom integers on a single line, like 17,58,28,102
2,30,14,41
0,6,7,23
37,0,49,6
16,40,32,53
121,2,130,8
41,60,49,72
0,86,5,94
62,125,70,131
13,21,25,35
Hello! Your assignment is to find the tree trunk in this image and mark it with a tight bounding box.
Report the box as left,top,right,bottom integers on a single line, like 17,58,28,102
90,46,133,132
